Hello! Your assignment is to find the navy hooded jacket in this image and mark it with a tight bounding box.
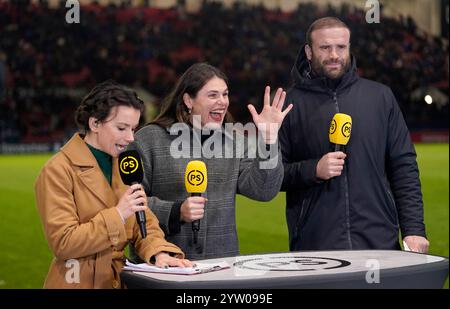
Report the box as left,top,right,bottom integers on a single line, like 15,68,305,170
279,47,426,251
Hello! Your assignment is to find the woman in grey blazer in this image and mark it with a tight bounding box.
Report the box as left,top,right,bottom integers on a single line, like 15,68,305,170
129,63,292,260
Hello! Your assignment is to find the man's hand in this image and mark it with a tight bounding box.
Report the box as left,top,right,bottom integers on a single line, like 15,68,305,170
403,235,429,253
316,151,347,180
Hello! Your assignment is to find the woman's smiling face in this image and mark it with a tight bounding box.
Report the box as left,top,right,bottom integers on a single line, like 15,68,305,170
184,76,229,129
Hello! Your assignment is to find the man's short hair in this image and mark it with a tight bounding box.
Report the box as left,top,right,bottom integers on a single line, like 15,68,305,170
306,17,351,46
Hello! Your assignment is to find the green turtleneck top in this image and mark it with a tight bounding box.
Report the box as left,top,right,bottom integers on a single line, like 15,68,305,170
86,143,112,185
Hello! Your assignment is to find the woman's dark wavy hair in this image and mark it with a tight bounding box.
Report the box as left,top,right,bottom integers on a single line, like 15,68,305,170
151,62,233,128
75,80,145,133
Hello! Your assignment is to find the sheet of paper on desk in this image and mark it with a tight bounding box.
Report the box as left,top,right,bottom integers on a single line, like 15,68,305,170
123,260,230,275
403,241,411,251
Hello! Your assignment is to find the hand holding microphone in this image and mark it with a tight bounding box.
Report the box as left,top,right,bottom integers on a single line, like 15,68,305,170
316,113,352,181
116,183,148,220
118,150,147,238
316,152,347,180
180,196,207,223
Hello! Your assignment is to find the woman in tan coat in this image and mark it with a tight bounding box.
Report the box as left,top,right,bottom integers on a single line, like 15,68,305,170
35,80,192,289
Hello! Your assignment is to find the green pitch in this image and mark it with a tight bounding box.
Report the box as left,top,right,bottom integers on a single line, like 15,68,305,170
0,144,448,288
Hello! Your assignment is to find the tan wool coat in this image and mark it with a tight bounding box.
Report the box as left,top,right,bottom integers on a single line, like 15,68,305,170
35,133,184,288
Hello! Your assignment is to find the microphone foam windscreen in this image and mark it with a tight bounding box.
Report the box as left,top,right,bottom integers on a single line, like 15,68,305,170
185,160,207,194
118,150,144,185
329,113,352,146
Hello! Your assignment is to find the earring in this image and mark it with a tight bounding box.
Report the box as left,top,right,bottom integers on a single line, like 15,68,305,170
188,108,192,114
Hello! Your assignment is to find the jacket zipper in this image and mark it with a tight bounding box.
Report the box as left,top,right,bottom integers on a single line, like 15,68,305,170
385,186,399,226
294,198,307,241
333,91,353,249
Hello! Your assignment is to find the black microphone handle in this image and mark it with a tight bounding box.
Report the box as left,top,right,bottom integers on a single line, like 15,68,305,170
132,182,147,239
334,143,344,152
191,192,202,232
327,144,346,190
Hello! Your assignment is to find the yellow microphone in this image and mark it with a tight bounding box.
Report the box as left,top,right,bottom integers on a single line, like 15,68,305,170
329,113,352,151
184,161,207,247
185,160,208,196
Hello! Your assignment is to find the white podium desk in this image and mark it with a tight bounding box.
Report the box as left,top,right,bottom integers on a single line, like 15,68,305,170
121,250,449,289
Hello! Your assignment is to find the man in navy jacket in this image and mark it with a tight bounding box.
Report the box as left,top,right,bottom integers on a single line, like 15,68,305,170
280,17,429,253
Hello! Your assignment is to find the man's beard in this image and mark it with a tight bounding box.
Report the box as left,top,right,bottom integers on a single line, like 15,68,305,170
310,54,351,80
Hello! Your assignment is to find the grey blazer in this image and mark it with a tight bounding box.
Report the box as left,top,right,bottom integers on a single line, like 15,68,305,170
130,124,283,260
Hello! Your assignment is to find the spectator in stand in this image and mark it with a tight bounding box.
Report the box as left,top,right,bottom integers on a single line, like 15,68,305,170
0,1,447,143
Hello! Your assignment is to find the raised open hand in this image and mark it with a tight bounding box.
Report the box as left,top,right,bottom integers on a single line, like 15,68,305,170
247,86,293,144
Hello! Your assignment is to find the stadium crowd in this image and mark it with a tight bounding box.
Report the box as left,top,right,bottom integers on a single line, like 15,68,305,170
0,0,448,143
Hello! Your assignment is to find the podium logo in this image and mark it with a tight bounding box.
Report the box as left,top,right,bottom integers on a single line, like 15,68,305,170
119,156,139,174
65,259,80,284
234,256,351,272
187,170,205,187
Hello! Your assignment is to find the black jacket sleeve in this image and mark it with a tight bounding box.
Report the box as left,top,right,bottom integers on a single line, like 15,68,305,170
279,100,321,191
168,201,183,235
385,87,426,238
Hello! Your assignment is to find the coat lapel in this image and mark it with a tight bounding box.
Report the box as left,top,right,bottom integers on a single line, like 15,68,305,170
61,134,117,208
112,157,128,198
78,168,116,208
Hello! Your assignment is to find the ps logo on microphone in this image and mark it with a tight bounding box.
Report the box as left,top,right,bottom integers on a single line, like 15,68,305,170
342,121,352,137
329,119,337,134
119,156,139,174
187,170,205,186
